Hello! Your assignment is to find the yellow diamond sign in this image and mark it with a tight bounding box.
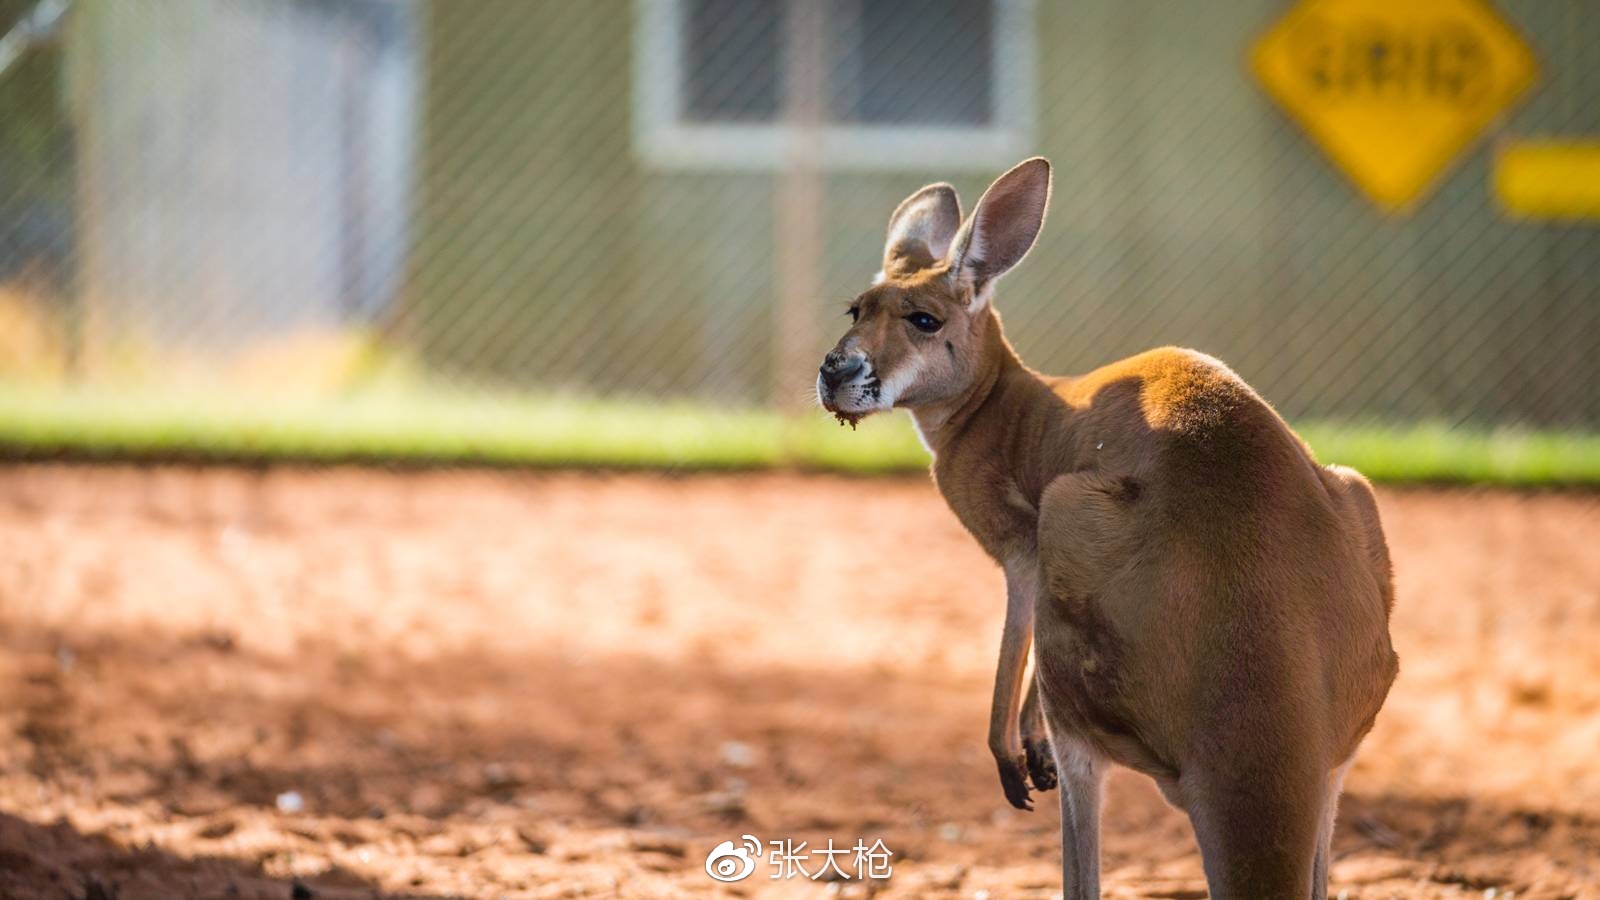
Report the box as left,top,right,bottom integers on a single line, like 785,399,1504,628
1251,0,1538,212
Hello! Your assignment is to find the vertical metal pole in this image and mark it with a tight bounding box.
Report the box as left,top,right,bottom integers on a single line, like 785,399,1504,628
772,0,824,424
62,0,94,380
337,15,371,321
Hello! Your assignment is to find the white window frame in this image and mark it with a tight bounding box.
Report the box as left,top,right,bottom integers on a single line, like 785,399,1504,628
632,0,1037,171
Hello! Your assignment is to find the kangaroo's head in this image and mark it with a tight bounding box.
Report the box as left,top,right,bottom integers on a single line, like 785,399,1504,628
817,158,1051,426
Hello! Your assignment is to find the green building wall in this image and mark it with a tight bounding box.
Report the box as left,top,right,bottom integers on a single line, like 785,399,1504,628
408,0,1599,426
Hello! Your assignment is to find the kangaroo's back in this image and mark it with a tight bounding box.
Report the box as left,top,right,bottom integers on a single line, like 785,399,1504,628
1032,345,1398,897
1047,347,1398,768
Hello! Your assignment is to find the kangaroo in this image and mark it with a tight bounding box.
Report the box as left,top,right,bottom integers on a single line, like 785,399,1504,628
816,158,1398,899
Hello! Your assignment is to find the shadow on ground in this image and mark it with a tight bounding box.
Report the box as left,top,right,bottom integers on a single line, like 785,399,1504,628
0,812,463,900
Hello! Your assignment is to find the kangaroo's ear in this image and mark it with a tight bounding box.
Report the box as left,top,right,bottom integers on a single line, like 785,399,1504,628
947,157,1051,309
882,183,962,280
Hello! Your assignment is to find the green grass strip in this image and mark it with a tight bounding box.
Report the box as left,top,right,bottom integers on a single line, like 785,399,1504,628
0,382,1596,486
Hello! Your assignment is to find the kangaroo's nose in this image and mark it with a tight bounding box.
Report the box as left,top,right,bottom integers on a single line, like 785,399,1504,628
820,351,867,390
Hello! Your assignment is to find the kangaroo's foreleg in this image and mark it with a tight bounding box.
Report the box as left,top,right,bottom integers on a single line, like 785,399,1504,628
1020,665,1058,791
989,557,1039,810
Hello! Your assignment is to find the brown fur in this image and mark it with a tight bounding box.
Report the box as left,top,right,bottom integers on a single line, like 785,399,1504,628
818,159,1398,899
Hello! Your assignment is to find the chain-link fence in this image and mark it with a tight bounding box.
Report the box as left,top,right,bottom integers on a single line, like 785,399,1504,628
1,0,1597,455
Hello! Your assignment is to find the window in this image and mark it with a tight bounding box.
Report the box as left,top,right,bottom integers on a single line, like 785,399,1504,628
634,0,1036,169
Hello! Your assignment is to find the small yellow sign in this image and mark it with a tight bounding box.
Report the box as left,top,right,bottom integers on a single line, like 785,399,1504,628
1495,141,1600,220
1251,0,1538,212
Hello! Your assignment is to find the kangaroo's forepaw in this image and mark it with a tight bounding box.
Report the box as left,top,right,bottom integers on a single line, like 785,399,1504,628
996,753,1033,810
1024,733,1057,792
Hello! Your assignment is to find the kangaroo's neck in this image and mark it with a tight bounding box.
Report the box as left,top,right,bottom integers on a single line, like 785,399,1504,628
911,323,1070,562
908,313,1081,560
910,314,1062,475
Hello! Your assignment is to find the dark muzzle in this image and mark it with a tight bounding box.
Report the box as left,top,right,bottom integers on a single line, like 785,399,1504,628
819,351,866,391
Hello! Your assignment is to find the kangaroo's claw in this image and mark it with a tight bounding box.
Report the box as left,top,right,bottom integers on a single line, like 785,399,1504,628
997,753,1033,811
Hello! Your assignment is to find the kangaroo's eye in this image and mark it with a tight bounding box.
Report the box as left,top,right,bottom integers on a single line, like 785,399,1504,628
847,306,860,323
907,312,942,333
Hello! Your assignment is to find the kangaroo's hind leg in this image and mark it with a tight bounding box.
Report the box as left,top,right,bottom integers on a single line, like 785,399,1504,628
1311,761,1351,900
1046,728,1106,900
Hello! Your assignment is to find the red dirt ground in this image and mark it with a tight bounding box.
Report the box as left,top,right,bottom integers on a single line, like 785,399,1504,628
0,466,1596,899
